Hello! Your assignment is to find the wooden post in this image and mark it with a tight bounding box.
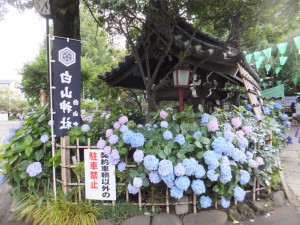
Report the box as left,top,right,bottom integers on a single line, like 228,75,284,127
193,192,197,213
61,136,71,194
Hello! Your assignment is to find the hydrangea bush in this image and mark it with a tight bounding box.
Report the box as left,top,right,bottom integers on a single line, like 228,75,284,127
95,102,290,208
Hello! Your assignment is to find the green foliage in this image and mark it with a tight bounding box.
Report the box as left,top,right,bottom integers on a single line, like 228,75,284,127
0,105,58,196
12,192,98,225
73,162,85,180
270,168,281,190
97,202,147,225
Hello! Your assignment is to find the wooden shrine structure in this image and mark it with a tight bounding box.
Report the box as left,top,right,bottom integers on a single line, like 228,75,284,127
99,17,263,118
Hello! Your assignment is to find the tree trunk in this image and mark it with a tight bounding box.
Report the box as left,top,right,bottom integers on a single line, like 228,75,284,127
50,0,80,39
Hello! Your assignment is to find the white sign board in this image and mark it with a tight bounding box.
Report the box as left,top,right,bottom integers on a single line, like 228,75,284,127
84,149,116,200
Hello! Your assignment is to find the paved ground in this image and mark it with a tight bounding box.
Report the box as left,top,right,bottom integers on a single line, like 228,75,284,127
1,121,300,225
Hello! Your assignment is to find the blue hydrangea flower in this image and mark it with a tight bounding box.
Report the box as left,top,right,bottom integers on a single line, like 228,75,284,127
130,133,145,148
143,155,159,171
191,179,206,195
0,176,6,185
223,131,236,142
231,148,247,163
122,130,134,144
170,185,183,199
285,121,292,129
174,163,185,177
161,172,175,187
287,136,293,144
128,183,139,195
193,130,202,139
280,113,288,121
207,170,219,182
117,162,126,172
200,195,212,208
212,137,227,154
219,174,232,184
158,159,173,177
163,130,173,141
160,121,169,128
108,149,120,165
240,170,250,185
175,176,190,191
81,124,90,133
26,162,42,177
274,103,282,110
203,151,220,170
201,113,210,125
149,171,161,184
222,142,235,157
246,104,253,111
2,131,15,143
109,134,119,145
223,123,232,131
194,164,206,178
182,158,197,176
174,134,186,146
238,137,249,150
234,186,246,202
40,134,49,143
264,106,271,115
14,121,23,130
120,124,129,132
221,196,231,208
279,133,286,140
133,149,144,164
133,177,143,188
153,124,158,129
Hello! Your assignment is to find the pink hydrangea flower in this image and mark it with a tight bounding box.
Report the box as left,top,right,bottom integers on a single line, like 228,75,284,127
105,129,113,138
118,115,129,124
242,126,253,134
97,138,106,149
236,130,245,137
113,121,121,130
159,110,168,119
248,159,259,168
231,117,242,129
256,157,264,166
207,120,219,132
103,146,111,155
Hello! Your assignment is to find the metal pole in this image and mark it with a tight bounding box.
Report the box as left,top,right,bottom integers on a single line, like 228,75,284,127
47,17,57,199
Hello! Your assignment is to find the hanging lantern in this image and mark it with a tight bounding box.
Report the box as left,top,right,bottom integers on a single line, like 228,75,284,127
265,64,271,74
279,56,288,66
277,42,288,55
253,51,261,61
263,48,272,58
275,67,282,75
245,54,252,63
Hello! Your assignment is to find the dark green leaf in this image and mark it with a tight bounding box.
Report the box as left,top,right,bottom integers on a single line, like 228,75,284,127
35,150,44,161
24,135,33,146
158,150,166,159
18,160,31,171
28,178,36,187
25,147,34,157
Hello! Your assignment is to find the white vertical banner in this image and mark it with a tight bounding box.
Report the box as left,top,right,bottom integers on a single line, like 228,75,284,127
84,149,116,200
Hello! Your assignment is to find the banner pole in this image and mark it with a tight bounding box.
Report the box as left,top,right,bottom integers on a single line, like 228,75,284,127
47,18,57,200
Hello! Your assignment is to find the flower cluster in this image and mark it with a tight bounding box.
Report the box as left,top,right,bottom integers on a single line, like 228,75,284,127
26,162,42,177
97,101,289,209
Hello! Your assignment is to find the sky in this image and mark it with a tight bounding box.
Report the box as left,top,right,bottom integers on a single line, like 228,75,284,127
0,6,45,81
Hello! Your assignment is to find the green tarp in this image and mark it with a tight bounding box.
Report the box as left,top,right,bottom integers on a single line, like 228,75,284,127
261,84,285,99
